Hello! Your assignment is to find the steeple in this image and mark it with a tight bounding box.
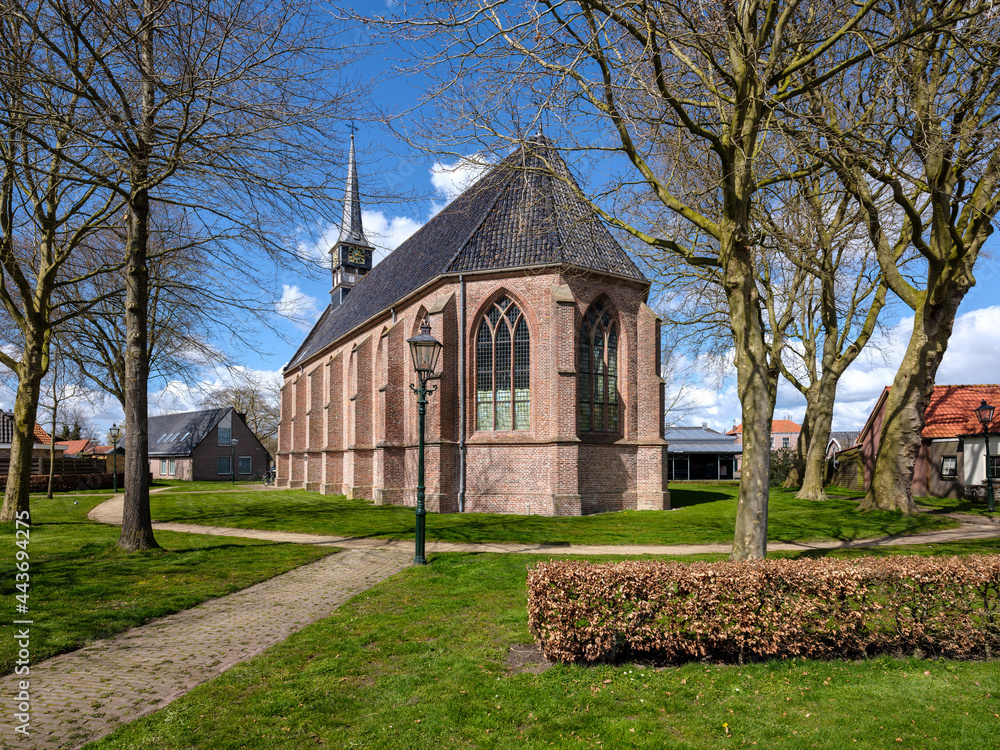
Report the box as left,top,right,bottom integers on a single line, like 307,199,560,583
330,134,375,308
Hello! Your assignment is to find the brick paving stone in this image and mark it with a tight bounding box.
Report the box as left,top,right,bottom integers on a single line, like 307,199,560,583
2,548,411,750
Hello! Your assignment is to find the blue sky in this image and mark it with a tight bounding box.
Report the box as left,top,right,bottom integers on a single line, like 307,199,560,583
12,0,1000,441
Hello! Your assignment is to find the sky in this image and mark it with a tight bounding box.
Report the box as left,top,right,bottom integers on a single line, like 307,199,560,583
8,0,1000,442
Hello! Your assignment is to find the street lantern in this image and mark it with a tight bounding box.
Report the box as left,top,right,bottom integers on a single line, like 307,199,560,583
407,318,442,565
974,399,995,512
231,437,239,485
408,318,443,377
108,423,122,493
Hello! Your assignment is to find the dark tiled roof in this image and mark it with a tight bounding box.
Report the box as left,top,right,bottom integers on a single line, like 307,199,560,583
148,408,230,457
287,136,646,370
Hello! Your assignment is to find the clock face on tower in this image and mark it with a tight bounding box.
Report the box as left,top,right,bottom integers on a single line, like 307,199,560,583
347,247,367,265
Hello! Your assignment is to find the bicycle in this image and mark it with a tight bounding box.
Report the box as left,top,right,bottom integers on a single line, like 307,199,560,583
261,468,276,486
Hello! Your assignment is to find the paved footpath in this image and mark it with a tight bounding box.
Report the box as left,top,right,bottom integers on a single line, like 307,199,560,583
3,512,411,749
4,494,999,750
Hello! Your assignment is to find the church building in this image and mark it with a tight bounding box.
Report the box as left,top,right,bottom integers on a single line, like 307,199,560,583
277,135,670,515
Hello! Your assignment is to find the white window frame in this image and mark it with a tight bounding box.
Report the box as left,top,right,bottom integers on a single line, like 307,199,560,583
159,459,167,475
168,459,176,476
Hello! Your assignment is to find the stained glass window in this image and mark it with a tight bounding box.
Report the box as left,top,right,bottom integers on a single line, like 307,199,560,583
578,300,620,432
476,296,530,431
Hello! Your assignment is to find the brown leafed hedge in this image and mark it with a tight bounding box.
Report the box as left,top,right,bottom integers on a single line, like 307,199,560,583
527,556,1000,664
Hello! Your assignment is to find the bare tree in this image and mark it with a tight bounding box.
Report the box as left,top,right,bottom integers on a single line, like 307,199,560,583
790,2,1000,512
9,0,356,547
0,10,122,522
374,1,987,555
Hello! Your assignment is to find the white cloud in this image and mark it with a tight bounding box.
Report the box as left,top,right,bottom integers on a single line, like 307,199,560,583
429,155,493,215
149,366,283,416
361,210,422,263
274,284,321,330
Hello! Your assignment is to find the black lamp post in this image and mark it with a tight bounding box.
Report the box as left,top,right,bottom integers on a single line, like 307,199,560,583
231,437,239,485
407,318,442,565
974,399,995,513
108,423,122,493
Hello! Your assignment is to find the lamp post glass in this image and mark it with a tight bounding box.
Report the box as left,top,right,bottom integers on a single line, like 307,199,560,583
231,438,239,485
109,423,122,493
407,319,442,565
974,400,995,513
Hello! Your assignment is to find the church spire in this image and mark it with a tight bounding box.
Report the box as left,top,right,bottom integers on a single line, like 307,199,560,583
330,134,374,308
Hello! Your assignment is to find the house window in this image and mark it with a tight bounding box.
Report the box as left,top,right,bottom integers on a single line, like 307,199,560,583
218,427,231,447
159,459,167,475
218,456,232,475
990,456,1000,479
782,437,790,449
169,459,176,476
941,456,957,479
238,456,252,475
476,295,529,431
578,300,618,432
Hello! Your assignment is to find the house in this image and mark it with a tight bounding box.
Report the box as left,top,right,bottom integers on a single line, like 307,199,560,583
278,135,669,516
826,431,860,459
664,425,741,481
56,439,95,457
148,407,271,482
846,384,1000,499
727,419,802,474
0,412,64,474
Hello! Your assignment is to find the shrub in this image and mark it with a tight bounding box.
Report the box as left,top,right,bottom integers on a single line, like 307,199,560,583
527,556,1000,664
769,447,796,486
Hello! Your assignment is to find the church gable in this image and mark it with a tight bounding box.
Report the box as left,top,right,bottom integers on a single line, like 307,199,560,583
287,135,646,371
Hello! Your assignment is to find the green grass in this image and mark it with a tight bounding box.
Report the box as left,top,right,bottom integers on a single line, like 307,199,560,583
84,540,1000,750
146,483,959,546
912,493,999,518
153,479,267,492
0,495,336,675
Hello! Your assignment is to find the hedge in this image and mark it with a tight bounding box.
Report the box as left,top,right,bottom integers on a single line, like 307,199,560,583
527,556,1000,664
0,473,119,492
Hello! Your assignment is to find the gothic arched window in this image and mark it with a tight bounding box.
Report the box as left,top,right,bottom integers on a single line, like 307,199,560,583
476,295,529,431
578,300,619,432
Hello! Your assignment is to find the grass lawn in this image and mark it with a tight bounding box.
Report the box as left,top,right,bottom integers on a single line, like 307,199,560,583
146,483,959,546
152,479,267,492
0,495,335,675
85,539,1000,750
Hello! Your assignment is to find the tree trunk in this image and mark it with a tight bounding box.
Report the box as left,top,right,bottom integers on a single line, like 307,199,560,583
796,380,837,502
783,394,815,489
119,185,157,551
861,285,964,514
725,244,777,561
0,367,44,522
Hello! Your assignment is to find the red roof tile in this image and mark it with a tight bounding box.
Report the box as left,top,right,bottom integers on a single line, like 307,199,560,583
920,384,1000,438
33,424,51,445
56,439,94,455
727,419,801,435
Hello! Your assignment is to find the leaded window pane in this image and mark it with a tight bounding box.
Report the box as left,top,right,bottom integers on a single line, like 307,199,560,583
578,301,620,433
476,296,529,432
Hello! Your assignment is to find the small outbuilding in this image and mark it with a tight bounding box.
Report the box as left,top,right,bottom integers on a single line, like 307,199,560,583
148,407,271,482
665,426,741,481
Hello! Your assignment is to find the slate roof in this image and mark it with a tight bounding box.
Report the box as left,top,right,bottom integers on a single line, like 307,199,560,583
148,408,231,457
287,136,647,370
664,426,742,454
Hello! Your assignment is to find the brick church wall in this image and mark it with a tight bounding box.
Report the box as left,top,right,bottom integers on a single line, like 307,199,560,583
278,266,670,515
